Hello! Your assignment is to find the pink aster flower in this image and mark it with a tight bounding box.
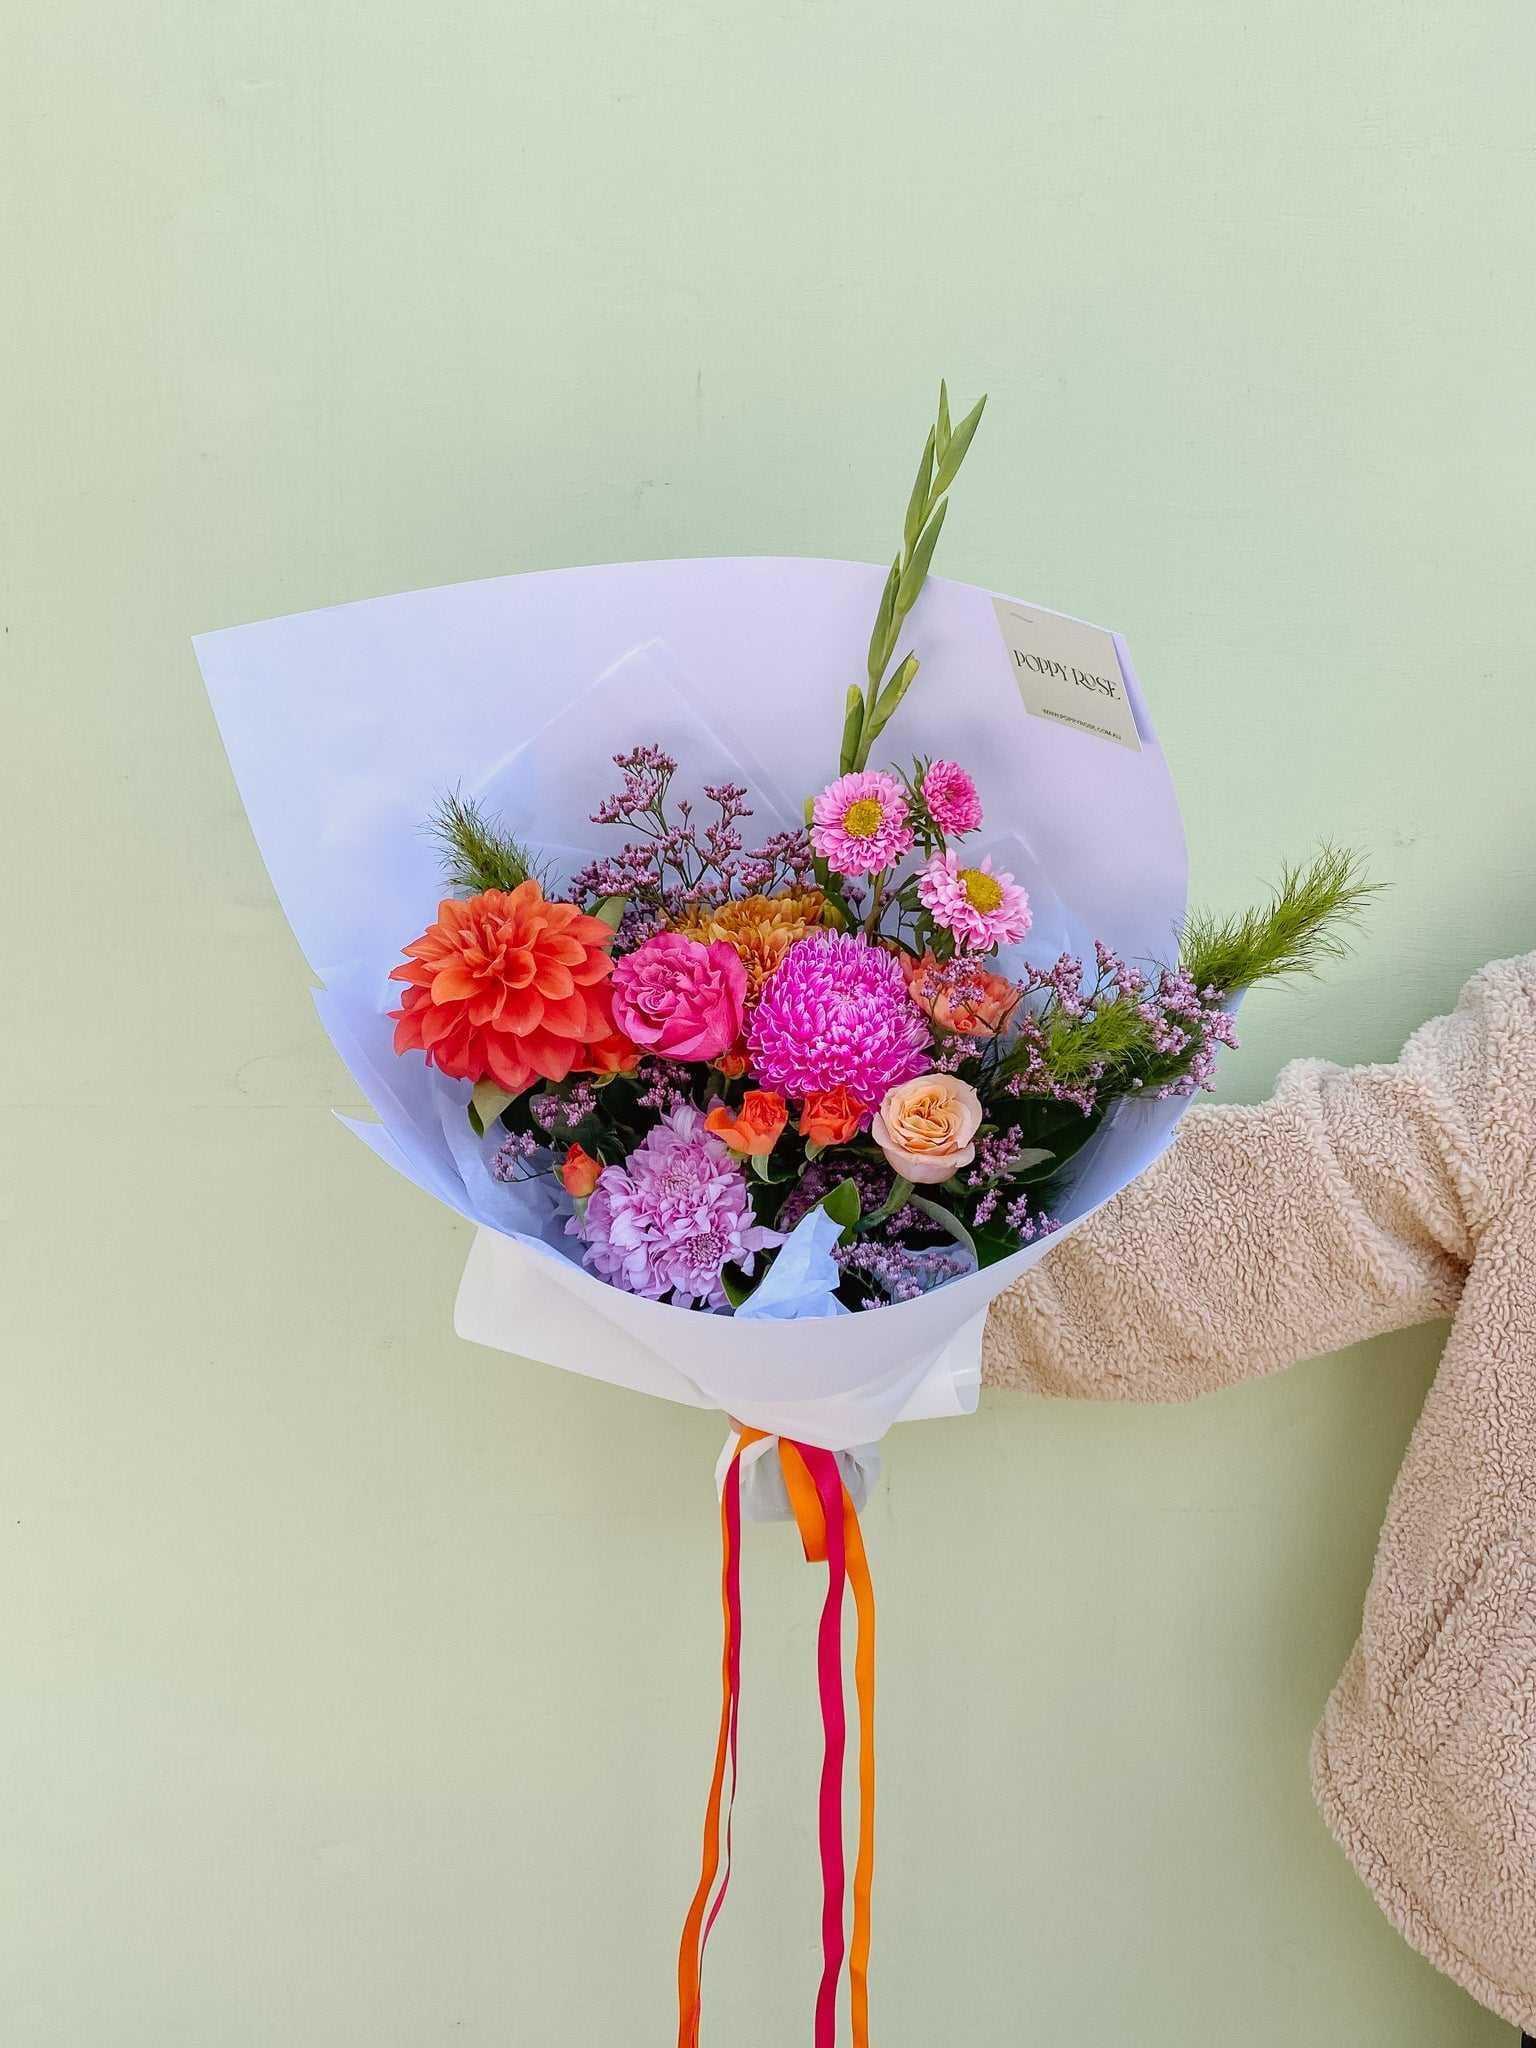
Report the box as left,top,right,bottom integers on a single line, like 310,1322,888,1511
568,1103,780,1309
921,759,983,836
810,770,913,876
747,931,930,1105
918,851,1032,950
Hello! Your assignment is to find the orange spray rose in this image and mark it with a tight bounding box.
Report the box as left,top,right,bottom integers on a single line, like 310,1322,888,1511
714,1037,752,1080
560,1143,603,1198
704,1090,789,1157
798,1086,867,1148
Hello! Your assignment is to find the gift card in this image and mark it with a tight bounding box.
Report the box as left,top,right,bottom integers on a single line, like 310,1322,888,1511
992,597,1142,752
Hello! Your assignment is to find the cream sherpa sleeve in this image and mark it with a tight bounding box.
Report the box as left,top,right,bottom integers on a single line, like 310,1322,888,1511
980,976,1501,1403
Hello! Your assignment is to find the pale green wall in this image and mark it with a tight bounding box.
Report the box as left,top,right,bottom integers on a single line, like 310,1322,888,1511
4,3,1532,2042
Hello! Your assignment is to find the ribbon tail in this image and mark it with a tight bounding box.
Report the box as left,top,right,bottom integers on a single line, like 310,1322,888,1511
843,1483,876,2048
678,1434,874,2048
797,1445,850,2048
676,1448,745,2048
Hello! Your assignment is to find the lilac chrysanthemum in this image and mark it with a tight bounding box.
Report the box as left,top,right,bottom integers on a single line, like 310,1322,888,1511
568,1103,780,1310
918,851,1032,950
747,932,930,1105
921,759,983,836
810,770,913,876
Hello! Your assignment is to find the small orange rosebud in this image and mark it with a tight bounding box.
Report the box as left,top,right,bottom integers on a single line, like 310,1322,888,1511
560,1142,602,1198
714,1037,752,1079
704,1089,788,1157
798,1085,867,1148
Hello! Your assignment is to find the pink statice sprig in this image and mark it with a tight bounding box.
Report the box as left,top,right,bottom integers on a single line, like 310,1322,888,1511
572,744,815,939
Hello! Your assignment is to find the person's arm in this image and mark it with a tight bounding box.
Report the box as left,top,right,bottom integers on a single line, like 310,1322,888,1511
982,974,1503,1403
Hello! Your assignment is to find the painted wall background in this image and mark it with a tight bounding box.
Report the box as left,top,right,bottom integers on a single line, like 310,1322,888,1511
4,4,1533,2042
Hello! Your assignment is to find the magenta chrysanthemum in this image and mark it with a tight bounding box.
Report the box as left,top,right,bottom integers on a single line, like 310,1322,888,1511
918,851,1032,950
921,759,983,836
568,1103,780,1309
747,932,930,1105
810,770,913,876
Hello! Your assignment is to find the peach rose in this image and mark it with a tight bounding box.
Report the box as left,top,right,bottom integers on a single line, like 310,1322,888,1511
560,1142,603,1198
902,950,1019,1037
704,1089,789,1158
871,1073,984,1184
798,1085,867,1148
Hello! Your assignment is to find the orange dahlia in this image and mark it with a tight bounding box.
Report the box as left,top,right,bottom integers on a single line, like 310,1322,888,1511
390,881,632,1095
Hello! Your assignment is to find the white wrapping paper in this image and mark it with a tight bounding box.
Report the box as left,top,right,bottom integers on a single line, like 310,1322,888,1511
196,557,1189,1451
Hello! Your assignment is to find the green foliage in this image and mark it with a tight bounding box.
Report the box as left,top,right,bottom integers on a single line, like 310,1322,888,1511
467,1080,515,1137
820,1177,863,1242
908,1193,978,1267
720,1263,756,1309
1180,845,1377,995
430,789,543,896
1037,992,1156,1081
995,989,1158,1089
842,379,987,774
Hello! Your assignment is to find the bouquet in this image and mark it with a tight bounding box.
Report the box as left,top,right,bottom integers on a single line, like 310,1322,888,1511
197,383,1367,2047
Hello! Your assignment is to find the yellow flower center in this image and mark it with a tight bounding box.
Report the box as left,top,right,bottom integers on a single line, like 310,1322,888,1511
960,867,1003,913
842,797,884,839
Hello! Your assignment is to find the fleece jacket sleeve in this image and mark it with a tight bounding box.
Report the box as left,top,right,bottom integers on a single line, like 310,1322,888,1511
979,982,1501,1403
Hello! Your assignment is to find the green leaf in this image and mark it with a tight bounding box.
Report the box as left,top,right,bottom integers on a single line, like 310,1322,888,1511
909,1193,978,1268
819,1177,863,1242
720,1262,757,1309
804,1139,826,1163
971,1224,1021,1269
902,426,936,557
468,1080,515,1138
894,496,947,616
750,1149,789,1183
866,555,901,687
861,1174,914,1228
931,393,986,498
936,378,951,457
592,893,627,930
839,682,865,777
863,653,920,751
1010,1154,1061,1188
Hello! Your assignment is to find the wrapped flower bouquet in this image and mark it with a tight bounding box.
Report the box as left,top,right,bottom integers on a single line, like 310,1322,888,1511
197,384,1367,2047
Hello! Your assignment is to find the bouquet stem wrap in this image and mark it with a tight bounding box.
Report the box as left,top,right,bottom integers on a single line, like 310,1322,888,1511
678,1432,876,2047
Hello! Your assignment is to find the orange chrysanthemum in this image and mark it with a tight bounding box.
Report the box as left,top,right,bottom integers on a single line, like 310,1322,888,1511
390,881,632,1095
674,889,826,993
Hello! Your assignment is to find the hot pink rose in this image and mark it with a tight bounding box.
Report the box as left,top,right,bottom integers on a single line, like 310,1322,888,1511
610,932,748,1062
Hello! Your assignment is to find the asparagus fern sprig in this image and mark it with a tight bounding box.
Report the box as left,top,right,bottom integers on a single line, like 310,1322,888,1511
839,380,987,774
1178,844,1379,995
430,790,545,896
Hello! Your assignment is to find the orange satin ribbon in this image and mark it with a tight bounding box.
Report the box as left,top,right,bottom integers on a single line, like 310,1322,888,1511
676,1432,876,2048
